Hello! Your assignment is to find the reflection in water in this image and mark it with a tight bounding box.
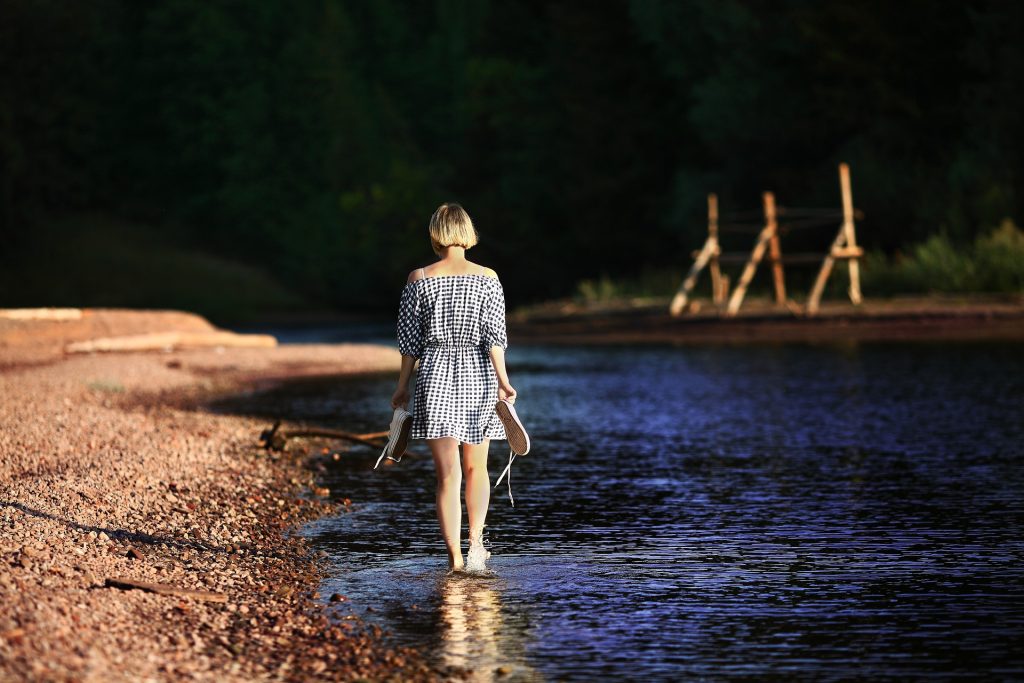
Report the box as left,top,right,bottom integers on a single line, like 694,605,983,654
437,573,535,681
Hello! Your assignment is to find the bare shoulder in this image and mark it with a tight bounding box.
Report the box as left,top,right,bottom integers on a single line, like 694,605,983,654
407,268,426,283
481,267,499,280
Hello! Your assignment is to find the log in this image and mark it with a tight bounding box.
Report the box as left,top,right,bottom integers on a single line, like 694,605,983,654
66,331,277,353
104,577,228,603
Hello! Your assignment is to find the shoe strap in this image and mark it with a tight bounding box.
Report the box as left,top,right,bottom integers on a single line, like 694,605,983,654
493,448,516,507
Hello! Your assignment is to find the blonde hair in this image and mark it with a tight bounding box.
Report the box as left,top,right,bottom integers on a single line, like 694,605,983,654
429,203,478,255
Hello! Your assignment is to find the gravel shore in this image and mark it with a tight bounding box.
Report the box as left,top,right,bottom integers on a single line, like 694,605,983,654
0,343,438,681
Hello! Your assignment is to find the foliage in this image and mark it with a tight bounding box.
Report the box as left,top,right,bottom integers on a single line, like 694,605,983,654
862,221,1024,295
1,1,1022,311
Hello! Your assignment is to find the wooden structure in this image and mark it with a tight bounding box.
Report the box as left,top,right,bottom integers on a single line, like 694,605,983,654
668,194,722,316
669,163,863,318
807,163,863,314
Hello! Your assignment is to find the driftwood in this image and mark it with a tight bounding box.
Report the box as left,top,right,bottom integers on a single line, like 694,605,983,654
104,577,227,603
66,331,276,354
259,420,387,451
0,307,82,320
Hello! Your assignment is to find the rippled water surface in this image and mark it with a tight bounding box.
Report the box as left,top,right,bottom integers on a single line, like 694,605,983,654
218,338,1024,681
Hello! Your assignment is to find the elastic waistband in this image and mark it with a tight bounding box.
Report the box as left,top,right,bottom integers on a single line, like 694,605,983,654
425,340,481,348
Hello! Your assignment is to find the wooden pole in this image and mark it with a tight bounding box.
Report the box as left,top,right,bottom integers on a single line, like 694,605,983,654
808,163,864,315
765,192,786,304
726,203,775,317
669,237,716,316
839,163,862,305
669,193,721,316
708,194,724,304
806,227,845,315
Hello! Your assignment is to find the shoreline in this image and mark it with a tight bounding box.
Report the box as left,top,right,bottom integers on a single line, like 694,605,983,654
508,295,1024,345
0,343,437,681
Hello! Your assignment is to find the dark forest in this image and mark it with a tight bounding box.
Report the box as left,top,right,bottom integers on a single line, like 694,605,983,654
2,1,1022,317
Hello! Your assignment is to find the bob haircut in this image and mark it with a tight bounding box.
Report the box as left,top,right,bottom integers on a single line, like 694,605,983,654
429,203,478,255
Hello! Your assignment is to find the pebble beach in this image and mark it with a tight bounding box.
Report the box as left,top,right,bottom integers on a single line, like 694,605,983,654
0,311,438,681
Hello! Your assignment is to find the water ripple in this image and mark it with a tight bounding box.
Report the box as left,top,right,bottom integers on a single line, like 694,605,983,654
215,342,1024,680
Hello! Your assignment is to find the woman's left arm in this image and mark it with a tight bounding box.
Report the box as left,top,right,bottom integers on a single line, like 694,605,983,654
392,355,416,409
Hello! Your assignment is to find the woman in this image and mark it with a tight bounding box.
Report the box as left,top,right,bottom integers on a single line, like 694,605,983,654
391,202,517,572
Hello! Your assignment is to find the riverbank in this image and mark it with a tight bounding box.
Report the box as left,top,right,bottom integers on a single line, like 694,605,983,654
0,334,438,680
508,294,1024,344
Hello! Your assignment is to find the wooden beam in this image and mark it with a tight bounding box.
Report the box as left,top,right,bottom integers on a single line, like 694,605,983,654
807,226,847,315
839,163,862,304
765,192,786,304
708,194,724,304
726,210,775,316
831,246,864,259
669,236,718,316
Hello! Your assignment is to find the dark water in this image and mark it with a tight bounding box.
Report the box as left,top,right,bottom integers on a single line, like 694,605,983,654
215,339,1024,681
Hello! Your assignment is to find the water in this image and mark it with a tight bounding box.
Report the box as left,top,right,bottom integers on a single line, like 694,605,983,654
215,338,1024,681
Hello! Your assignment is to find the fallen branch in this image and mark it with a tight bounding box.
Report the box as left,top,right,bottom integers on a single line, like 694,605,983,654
259,421,387,451
104,577,228,603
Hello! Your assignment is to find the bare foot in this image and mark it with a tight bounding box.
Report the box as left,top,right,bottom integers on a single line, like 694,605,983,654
448,550,464,573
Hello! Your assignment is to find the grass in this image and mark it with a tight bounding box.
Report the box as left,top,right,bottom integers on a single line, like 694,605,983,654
0,215,309,324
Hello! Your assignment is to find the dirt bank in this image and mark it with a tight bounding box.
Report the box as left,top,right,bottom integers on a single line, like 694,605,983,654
0,341,442,681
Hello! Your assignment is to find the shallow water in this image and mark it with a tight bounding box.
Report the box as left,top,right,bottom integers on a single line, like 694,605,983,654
216,337,1024,681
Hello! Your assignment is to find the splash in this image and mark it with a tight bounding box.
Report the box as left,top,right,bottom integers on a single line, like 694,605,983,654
466,540,489,572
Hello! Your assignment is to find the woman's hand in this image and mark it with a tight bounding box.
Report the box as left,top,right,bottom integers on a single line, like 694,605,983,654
498,382,517,404
391,386,409,410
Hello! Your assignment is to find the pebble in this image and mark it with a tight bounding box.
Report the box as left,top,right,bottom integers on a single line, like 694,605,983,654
0,342,435,682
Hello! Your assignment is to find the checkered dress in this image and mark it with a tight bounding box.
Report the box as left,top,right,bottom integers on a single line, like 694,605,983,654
397,275,508,444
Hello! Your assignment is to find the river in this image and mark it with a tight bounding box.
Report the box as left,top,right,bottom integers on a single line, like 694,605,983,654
215,328,1024,681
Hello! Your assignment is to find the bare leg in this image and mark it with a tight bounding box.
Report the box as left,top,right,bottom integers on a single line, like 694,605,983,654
429,437,464,570
462,439,490,566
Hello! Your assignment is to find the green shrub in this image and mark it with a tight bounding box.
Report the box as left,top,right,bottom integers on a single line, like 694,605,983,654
862,220,1024,295
903,233,977,292
974,220,1024,292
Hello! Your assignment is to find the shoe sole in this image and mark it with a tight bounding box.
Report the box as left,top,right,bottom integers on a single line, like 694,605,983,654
390,413,413,460
496,400,530,455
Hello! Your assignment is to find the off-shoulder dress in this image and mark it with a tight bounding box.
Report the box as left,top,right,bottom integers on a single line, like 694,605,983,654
397,272,508,444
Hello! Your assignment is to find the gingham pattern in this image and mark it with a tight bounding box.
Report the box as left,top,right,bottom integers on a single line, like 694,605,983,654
397,274,508,444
